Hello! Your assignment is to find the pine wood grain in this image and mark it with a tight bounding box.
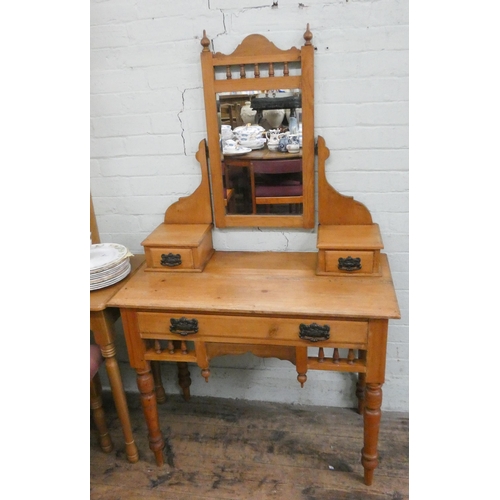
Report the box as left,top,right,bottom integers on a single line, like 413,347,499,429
91,393,408,500
108,252,400,320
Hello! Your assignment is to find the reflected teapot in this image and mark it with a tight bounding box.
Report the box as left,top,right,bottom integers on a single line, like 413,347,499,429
233,124,265,143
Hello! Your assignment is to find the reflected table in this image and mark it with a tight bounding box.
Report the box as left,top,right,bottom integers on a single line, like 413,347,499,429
223,148,303,214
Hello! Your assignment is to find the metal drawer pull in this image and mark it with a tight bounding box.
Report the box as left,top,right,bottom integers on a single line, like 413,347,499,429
161,253,182,267
338,256,361,271
170,317,198,336
299,323,330,342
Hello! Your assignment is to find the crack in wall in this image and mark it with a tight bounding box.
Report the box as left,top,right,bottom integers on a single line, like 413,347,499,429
209,10,227,49
178,87,201,156
178,88,187,155
283,232,290,250
238,4,276,11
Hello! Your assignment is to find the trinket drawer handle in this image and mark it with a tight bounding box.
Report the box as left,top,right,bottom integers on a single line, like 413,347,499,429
161,253,182,267
338,256,362,272
170,317,199,336
299,323,330,342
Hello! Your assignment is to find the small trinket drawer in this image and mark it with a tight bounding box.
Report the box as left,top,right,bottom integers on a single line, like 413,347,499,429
141,223,214,272
316,224,384,276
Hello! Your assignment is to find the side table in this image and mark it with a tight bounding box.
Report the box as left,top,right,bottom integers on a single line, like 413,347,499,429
90,254,153,463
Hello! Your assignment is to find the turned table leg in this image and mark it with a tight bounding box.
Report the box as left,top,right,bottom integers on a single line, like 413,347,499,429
100,343,139,463
356,350,367,414
177,362,192,401
362,383,383,486
356,372,366,415
90,373,113,453
137,365,165,466
151,361,167,404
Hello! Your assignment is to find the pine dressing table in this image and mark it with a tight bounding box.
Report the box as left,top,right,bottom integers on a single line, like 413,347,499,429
108,27,400,485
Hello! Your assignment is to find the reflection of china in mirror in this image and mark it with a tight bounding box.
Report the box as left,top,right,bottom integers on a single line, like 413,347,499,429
217,90,303,216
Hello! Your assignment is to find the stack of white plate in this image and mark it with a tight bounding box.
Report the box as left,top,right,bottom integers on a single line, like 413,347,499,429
90,243,132,291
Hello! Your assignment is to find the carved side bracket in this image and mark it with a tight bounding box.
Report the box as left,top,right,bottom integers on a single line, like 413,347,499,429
317,136,373,225
164,140,213,224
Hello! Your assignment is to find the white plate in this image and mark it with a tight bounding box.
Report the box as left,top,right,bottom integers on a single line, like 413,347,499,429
91,259,131,283
223,147,252,156
90,256,130,278
90,243,129,272
90,263,131,291
239,142,266,150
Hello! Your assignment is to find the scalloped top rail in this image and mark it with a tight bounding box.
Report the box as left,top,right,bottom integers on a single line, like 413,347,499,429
201,26,312,82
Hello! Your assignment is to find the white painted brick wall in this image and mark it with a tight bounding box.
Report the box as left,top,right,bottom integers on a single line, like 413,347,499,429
91,0,409,412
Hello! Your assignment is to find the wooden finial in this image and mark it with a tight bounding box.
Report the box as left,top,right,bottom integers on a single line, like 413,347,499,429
303,23,313,46
201,30,210,51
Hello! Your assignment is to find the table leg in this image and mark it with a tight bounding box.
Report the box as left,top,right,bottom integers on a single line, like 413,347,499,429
90,373,113,453
151,361,167,403
177,362,191,401
101,343,139,463
356,372,366,415
361,383,383,486
356,350,367,415
137,365,165,466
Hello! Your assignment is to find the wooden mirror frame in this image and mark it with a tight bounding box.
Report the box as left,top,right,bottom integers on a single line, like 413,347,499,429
200,26,315,229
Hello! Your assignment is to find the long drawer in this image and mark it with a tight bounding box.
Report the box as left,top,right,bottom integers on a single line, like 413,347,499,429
136,311,368,348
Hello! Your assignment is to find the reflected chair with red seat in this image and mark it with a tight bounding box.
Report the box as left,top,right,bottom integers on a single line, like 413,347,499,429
250,158,303,214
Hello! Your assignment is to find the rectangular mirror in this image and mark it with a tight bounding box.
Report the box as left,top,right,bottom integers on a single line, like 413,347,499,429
200,28,315,228
218,89,303,216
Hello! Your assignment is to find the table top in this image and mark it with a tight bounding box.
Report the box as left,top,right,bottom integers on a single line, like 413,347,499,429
108,251,400,320
90,254,146,312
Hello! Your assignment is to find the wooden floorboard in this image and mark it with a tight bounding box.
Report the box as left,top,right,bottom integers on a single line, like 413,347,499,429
90,392,409,500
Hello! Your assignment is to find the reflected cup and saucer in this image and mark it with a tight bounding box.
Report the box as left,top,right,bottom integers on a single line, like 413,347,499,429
222,140,252,156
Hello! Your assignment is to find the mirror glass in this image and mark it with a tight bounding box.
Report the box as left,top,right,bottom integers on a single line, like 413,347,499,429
217,89,303,216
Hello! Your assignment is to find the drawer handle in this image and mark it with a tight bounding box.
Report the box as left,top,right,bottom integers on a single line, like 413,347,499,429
161,253,182,267
170,317,198,336
299,323,330,342
338,256,361,271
